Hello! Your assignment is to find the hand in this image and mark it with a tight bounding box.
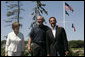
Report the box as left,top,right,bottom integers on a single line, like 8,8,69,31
65,51,69,56
47,54,50,56
28,46,31,52
5,53,8,56
21,52,24,56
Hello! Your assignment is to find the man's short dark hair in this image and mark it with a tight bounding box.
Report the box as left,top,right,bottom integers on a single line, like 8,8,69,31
49,17,56,22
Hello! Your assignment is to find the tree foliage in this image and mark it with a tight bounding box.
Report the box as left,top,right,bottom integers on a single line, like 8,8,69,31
68,40,84,48
5,1,24,26
30,1,48,28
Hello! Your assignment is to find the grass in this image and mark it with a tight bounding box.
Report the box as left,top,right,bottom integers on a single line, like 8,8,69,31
71,48,84,56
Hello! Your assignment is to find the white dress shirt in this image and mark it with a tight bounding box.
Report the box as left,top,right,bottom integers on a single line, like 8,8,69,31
5,31,25,53
51,26,56,38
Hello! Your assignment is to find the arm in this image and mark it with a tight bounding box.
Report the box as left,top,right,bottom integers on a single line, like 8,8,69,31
27,27,34,52
5,35,10,56
21,34,25,53
27,37,32,52
46,31,50,56
62,28,69,55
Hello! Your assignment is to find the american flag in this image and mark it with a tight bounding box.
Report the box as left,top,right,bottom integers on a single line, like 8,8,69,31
65,2,74,16
65,2,74,12
65,10,69,16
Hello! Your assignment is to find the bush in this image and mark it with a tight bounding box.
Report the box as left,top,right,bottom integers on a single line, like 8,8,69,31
68,40,84,48
1,48,5,56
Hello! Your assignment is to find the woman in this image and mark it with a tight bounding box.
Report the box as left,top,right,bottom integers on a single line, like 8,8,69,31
5,22,25,56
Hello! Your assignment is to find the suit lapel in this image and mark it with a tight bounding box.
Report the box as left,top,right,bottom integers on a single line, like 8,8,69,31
49,29,55,39
49,26,58,39
55,26,58,39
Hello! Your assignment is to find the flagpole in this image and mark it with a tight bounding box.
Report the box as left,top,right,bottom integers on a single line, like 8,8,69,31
63,1,65,29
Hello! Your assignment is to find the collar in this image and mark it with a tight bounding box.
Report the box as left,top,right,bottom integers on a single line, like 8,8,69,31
51,26,56,30
12,30,19,36
37,24,44,28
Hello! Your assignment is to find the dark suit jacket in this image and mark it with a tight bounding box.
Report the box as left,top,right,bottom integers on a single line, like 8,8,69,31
46,26,69,56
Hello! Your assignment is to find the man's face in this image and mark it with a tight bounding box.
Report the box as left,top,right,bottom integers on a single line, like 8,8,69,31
37,16,43,25
49,18,56,28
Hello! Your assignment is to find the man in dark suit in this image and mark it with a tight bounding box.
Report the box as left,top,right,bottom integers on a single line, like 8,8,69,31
46,17,69,56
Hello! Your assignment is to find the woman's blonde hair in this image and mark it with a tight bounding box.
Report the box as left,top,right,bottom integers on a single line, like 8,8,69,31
12,22,20,30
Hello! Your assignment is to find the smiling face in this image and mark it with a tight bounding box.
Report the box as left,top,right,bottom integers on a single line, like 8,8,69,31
37,16,43,26
13,26,19,35
49,17,57,28
12,22,20,35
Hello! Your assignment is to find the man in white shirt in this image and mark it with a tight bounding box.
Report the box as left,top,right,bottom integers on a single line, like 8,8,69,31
5,22,25,56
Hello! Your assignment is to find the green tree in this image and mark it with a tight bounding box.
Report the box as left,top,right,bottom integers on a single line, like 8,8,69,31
5,1,24,26
1,40,6,56
30,1,48,28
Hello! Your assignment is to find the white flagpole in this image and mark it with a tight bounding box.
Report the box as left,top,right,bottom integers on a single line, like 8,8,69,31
63,1,65,29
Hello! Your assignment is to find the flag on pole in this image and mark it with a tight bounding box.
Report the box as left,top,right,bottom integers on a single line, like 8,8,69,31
65,2,74,12
72,24,76,32
65,2,74,16
65,10,69,16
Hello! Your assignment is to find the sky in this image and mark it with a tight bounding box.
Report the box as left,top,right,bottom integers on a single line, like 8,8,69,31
1,1,84,41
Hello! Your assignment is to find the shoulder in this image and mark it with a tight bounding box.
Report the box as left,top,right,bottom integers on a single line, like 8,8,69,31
32,25,38,29
43,25,50,30
18,32,24,39
8,31,14,36
57,26,65,30
19,32,24,36
43,25,48,27
46,28,51,33
57,26,66,32
7,32,14,39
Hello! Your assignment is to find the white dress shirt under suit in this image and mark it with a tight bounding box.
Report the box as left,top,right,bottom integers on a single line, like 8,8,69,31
5,31,25,56
51,26,56,38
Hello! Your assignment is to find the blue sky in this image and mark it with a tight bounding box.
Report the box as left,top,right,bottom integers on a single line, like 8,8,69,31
1,1,84,41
